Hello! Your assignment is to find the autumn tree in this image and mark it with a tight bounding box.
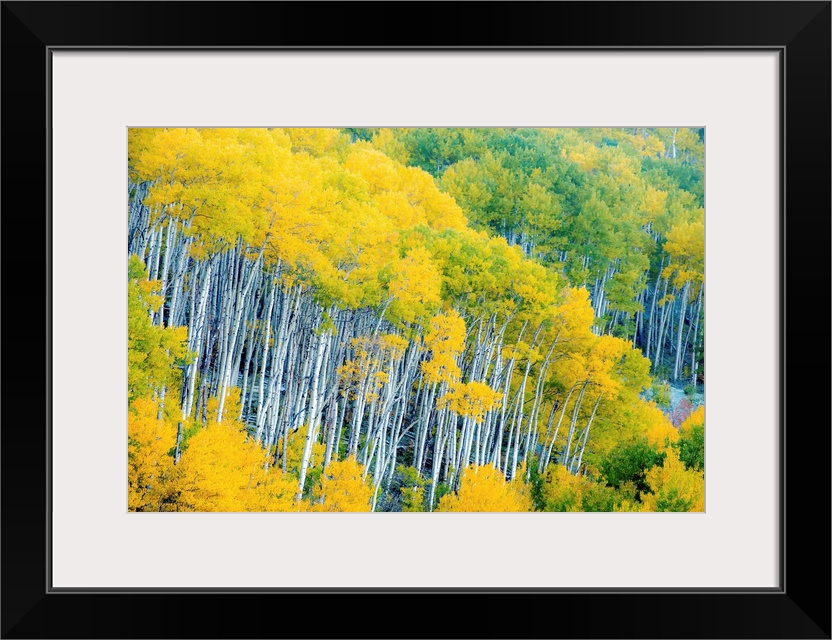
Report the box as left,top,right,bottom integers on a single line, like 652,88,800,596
128,396,177,511
676,406,705,471
641,447,705,512
127,127,704,513
308,456,374,512
127,255,190,404
171,406,297,512
437,464,532,512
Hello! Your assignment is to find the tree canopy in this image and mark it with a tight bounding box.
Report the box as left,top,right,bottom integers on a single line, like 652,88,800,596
127,127,704,513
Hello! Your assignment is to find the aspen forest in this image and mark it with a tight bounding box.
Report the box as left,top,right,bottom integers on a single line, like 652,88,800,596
128,127,705,513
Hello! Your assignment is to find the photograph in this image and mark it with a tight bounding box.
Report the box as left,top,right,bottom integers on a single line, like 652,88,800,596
127,127,705,513
3,0,823,632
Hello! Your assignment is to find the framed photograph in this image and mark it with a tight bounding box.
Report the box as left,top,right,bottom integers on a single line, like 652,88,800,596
2,2,829,638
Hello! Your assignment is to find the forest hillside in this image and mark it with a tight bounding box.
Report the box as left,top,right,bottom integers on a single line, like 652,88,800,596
127,127,704,512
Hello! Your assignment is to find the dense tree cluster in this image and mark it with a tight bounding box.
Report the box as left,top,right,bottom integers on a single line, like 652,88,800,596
127,127,704,512
365,127,705,383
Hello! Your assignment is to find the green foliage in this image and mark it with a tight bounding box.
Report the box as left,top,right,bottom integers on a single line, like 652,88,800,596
541,465,612,512
528,460,547,511
383,465,428,512
580,482,620,512
398,466,428,512
432,481,451,510
599,438,665,499
652,381,672,408
127,127,705,513
127,255,192,403
676,406,705,471
370,127,704,377
676,423,704,472
278,424,325,486
344,128,377,143
641,448,704,512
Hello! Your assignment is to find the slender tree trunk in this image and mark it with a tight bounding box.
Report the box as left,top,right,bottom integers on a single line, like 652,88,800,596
673,280,690,381
254,279,277,441
297,328,329,499
561,382,587,467
569,394,602,474
540,384,577,472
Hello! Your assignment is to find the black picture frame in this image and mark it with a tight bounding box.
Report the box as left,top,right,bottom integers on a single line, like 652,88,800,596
2,2,829,638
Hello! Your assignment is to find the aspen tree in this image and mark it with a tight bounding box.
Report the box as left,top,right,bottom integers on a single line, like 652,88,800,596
128,127,704,512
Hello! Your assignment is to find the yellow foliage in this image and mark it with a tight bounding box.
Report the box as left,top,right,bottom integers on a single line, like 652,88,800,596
613,500,643,513
679,405,705,435
663,221,705,286
584,335,629,394
642,187,668,218
379,333,409,357
640,135,666,158
371,128,411,165
566,142,600,172
541,464,588,512
643,403,680,451
437,464,532,512
439,380,502,423
206,386,242,423
128,396,176,511
278,424,326,480
401,166,468,231
641,448,704,512
421,309,466,385
172,418,296,512
556,287,596,343
128,128,468,310
401,486,425,512
286,127,345,156
337,360,362,399
128,256,191,403
338,334,407,402
388,247,443,325
128,128,703,514
308,457,374,512
344,145,403,193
